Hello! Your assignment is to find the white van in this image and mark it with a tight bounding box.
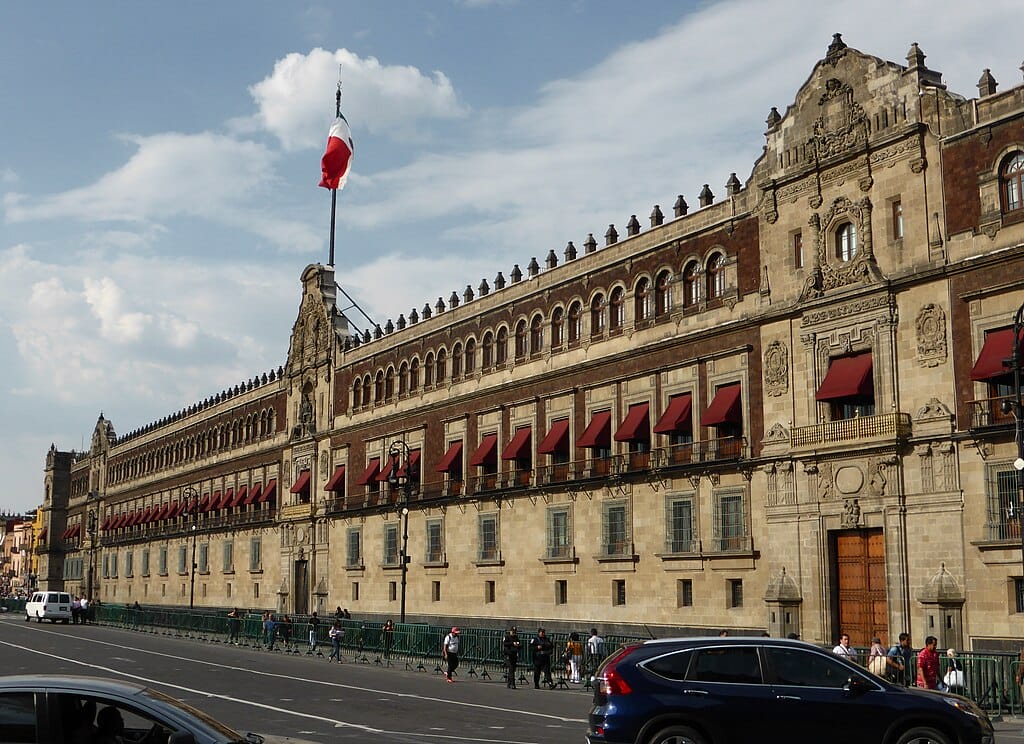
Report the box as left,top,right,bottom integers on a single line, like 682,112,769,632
24,591,72,623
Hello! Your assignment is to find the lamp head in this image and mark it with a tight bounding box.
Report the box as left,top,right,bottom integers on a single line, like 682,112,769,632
1002,399,1014,416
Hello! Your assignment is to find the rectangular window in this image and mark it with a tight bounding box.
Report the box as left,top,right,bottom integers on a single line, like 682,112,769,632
347,529,362,568
432,580,441,602
198,543,209,573
555,579,568,605
546,506,572,559
666,496,694,553
892,199,903,240
177,546,187,575
102,555,109,579
678,579,693,607
602,500,630,556
485,580,496,604
142,549,150,577
613,579,627,606
383,524,399,566
250,538,262,571
715,491,748,551
125,551,133,578
987,465,1021,541
223,541,233,572
352,582,359,601
792,231,803,268
729,579,744,608
425,519,444,563
478,513,500,562
253,582,259,599
389,581,397,601
111,553,118,578
1015,578,1024,614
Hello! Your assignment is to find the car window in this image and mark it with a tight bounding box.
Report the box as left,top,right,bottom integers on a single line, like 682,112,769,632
766,647,854,688
59,594,71,604
644,650,693,680
0,692,37,743
56,694,178,744
687,647,763,684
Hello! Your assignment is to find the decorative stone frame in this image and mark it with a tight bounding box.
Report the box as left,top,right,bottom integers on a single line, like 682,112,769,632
800,196,882,300
978,143,1024,238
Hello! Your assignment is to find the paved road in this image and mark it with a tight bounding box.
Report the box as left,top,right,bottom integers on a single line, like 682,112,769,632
0,615,585,743
3,614,1023,743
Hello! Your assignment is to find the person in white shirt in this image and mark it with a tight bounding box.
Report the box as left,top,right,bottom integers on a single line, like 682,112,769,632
442,627,461,682
79,597,90,625
832,633,857,661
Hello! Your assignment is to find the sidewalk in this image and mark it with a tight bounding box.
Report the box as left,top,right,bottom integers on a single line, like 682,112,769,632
995,715,1024,741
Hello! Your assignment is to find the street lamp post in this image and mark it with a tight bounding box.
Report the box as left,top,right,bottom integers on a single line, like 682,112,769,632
182,486,199,610
85,510,97,602
1001,303,1024,584
387,441,417,623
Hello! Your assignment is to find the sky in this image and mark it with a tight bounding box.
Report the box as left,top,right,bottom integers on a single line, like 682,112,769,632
1,0,1022,514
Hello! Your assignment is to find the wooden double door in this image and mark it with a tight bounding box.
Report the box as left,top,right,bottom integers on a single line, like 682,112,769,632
832,528,888,648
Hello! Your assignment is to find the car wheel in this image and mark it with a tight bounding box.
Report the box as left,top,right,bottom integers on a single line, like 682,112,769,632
646,725,708,744
36,615,42,623
62,618,69,624
24,614,30,622
895,727,952,744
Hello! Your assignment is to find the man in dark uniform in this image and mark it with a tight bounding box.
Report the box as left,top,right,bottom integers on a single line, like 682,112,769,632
530,627,554,689
503,626,521,688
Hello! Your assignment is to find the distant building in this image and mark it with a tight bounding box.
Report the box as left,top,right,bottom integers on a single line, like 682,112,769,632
38,36,1024,650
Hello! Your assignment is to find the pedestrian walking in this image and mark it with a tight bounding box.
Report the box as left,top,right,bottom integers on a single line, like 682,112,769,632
503,626,521,688
80,596,90,624
868,637,888,677
264,612,277,651
442,626,461,682
227,608,241,644
887,632,914,685
917,635,940,689
832,632,857,662
280,614,293,649
72,596,81,624
308,611,321,654
530,628,554,689
565,632,583,683
328,619,344,662
382,619,395,660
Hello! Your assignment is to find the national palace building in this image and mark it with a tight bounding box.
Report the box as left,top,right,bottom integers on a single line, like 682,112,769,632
34,36,1024,651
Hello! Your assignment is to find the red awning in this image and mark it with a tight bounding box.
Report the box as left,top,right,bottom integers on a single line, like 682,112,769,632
614,403,650,442
376,458,397,482
70,525,81,538
701,383,742,426
60,528,70,540
653,394,693,434
357,459,381,486
469,434,498,466
127,511,140,527
290,470,311,494
100,516,111,531
209,491,222,510
435,442,463,472
154,504,168,521
501,427,532,460
218,488,234,509
325,466,346,492
576,411,612,449
815,353,874,401
258,479,277,504
37,528,46,541
200,493,216,513
141,507,153,523
397,450,421,477
230,487,247,507
244,485,261,505
971,327,1022,381
165,502,179,520
537,419,570,454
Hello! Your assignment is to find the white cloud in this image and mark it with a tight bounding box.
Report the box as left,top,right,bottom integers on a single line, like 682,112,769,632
248,47,468,151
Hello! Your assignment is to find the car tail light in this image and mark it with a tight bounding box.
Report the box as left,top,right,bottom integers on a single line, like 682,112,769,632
595,643,641,696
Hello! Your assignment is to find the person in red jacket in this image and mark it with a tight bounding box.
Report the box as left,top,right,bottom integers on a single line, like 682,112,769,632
917,635,940,689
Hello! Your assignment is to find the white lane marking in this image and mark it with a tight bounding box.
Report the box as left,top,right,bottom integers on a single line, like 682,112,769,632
0,621,586,724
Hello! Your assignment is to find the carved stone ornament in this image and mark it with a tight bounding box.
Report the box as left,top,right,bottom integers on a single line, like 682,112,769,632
841,498,862,528
288,292,331,372
915,304,947,367
764,422,790,444
810,79,868,162
800,196,883,301
763,341,789,397
320,455,329,480
915,398,953,423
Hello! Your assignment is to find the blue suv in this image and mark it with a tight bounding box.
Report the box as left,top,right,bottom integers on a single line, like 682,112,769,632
588,637,993,744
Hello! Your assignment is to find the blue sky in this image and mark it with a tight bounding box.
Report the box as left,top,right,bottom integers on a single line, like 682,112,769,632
1,0,1022,513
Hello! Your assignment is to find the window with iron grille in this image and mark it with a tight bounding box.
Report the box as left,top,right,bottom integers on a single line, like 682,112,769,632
425,518,444,563
613,579,627,606
102,555,109,579
666,495,695,553
346,528,362,568
602,500,630,556
677,579,693,607
478,513,500,562
249,538,261,571
198,543,209,573
383,524,399,566
555,579,568,605
986,464,1021,541
111,552,118,578
223,541,233,572
729,579,744,608
1015,578,1024,613
125,551,133,578
713,489,748,551
546,506,572,559
178,546,187,574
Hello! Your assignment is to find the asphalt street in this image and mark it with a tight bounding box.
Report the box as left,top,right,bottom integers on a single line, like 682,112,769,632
2,614,1024,743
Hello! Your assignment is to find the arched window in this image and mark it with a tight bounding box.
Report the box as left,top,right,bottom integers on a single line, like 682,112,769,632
451,342,463,379
352,380,361,409
398,361,409,396
568,302,582,345
465,338,476,374
683,262,699,307
551,307,564,350
424,352,435,387
1002,152,1024,213
482,332,494,369
409,358,420,391
655,270,673,316
496,327,508,366
609,287,625,333
436,348,447,382
515,320,528,359
362,375,371,407
374,371,385,403
835,222,857,262
385,367,395,399
706,254,726,299
634,278,651,322
530,314,544,354
591,293,605,337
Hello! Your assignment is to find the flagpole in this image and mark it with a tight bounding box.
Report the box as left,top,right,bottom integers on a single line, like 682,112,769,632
328,82,341,267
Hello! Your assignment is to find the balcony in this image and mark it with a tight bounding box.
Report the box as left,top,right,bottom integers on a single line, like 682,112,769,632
790,412,912,451
967,394,1016,432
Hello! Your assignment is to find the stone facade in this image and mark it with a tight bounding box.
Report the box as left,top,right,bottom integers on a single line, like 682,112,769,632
37,36,1024,651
